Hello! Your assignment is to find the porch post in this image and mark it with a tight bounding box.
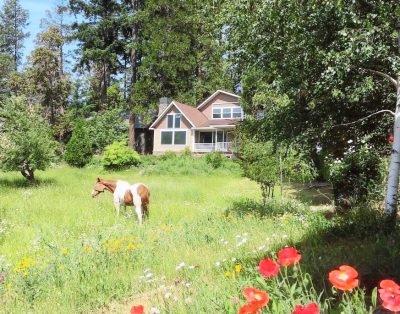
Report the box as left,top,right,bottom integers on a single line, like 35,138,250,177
214,129,218,151
192,129,195,152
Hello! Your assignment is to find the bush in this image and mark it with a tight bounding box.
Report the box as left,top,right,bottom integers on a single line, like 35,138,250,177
205,152,224,169
329,146,385,210
64,120,93,167
102,141,140,169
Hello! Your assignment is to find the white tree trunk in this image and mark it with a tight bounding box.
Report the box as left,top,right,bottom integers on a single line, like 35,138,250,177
385,81,400,224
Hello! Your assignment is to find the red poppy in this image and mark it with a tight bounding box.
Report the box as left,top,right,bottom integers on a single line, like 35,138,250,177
388,136,395,142
277,247,302,266
243,288,269,306
258,258,280,278
238,288,269,314
130,305,144,314
291,302,320,314
379,279,400,312
239,302,262,314
328,265,359,291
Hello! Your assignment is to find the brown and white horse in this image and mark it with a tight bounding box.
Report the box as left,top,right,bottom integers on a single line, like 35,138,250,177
91,178,150,225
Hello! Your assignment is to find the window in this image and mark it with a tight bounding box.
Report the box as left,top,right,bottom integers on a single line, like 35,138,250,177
167,113,181,128
212,106,243,119
174,131,186,144
161,131,186,145
223,108,231,118
232,108,242,118
167,115,174,128
161,131,173,144
174,114,181,128
212,108,221,119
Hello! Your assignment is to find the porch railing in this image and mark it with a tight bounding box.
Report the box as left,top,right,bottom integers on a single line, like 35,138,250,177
194,142,233,152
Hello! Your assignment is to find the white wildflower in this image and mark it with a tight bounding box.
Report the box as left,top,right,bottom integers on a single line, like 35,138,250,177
165,291,172,299
150,307,161,314
215,261,221,267
145,273,153,278
185,297,192,304
176,262,185,270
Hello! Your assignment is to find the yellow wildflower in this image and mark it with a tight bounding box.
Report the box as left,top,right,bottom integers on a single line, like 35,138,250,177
60,248,69,256
225,271,231,278
6,283,12,290
14,256,35,273
83,246,93,253
126,243,136,250
235,264,242,273
58,265,65,271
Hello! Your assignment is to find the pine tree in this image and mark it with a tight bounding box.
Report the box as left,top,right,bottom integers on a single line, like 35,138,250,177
0,0,29,70
69,0,125,107
133,0,233,112
26,25,71,125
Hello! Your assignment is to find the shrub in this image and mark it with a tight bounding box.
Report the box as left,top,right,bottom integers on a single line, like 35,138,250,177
329,145,385,210
205,151,224,169
64,120,93,167
102,141,140,169
0,97,56,181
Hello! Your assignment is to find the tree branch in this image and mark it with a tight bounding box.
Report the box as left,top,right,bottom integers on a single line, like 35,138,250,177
361,68,398,88
332,109,395,128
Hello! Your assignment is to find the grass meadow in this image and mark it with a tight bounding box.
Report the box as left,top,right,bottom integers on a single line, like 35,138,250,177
1,161,399,313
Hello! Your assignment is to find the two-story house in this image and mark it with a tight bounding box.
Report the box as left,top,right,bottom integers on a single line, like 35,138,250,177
149,90,242,154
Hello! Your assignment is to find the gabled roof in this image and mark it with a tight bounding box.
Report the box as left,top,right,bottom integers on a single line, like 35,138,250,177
149,100,207,129
174,101,208,127
196,90,240,110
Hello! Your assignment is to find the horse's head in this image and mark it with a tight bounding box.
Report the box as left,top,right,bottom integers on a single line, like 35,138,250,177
91,178,107,198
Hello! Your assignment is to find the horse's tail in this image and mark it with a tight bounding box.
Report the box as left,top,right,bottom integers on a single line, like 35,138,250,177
137,184,150,217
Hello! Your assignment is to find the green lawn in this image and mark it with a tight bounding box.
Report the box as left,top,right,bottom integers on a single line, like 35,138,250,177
0,166,309,313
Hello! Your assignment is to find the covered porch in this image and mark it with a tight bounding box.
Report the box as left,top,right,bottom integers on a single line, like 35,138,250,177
192,128,235,153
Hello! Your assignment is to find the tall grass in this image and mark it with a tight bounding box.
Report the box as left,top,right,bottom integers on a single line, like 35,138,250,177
0,164,395,313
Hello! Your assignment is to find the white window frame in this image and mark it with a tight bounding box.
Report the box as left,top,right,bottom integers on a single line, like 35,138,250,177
212,105,243,119
166,113,182,128
160,129,187,145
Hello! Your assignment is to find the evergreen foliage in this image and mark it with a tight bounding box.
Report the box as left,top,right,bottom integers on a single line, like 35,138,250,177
64,120,93,167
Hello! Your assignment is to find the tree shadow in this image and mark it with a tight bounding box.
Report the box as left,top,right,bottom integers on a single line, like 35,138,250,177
228,198,398,312
286,182,334,207
0,177,57,189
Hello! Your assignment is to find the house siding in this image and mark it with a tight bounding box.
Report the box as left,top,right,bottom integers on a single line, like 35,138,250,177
199,93,241,120
152,105,194,154
152,106,192,129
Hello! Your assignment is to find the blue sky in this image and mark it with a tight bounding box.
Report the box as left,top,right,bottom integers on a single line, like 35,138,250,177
20,0,79,69
21,0,57,60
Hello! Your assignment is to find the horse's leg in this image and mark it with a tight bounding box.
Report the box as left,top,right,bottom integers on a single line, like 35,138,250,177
133,194,143,225
113,197,121,216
